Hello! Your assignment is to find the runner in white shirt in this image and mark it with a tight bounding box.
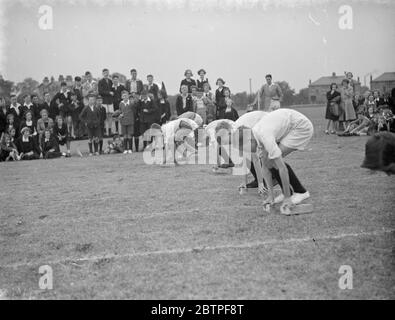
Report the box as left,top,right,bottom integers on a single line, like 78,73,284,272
152,118,199,165
236,108,314,213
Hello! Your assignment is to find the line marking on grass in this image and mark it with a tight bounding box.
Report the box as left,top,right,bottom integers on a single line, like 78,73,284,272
1,228,393,270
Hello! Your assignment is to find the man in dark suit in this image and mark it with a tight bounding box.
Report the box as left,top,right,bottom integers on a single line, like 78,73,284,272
31,94,41,119
139,89,159,149
79,94,102,156
146,74,159,101
125,69,143,98
98,68,114,137
52,82,72,118
111,75,126,134
40,92,52,118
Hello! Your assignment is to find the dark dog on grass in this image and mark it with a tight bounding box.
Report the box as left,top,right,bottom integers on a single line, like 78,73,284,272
361,132,395,175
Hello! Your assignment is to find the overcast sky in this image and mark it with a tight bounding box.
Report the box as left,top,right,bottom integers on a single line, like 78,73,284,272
1,0,394,94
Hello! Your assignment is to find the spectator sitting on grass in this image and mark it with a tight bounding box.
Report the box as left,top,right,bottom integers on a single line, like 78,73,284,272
16,127,41,160
0,133,20,161
41,128,62,159
105,134,124,154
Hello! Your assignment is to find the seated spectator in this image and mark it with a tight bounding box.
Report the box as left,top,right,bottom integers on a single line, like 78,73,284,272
196,69,211,92
16,127,41,160
105,134,124,154
19,110,38,141
180,69,196,93
176,85,194,116
53,116,71,157
5,114,18,139
0,133,20,161
37,109,54,142
223,88,239,121
41,128,62,159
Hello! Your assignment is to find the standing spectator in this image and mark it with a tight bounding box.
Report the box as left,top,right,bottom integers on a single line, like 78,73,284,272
73,76,84,103
339,79,356,130
16,127,41,160
125,69,144,97
373,90,386,108
8,95,23,127
22,94,39,121
0,96,8,134
111,75,126,134
53,82,73,134
41,128,62,159
196,69,210,92
146,75,159,101
215,78,228,119
249,74,283,111
31,94,41,118
40,93,52,119
139,89,159,149
37,109,54,143
79,94,101,156
70,92,84,139
96,95,107,154
180,69,196,93
53,116,71,157
176,84,194,116
118,91,136,154
37,77,51,100
82,71,98,98
202,82,216,123
98,68,114,137
158,90,171,125
325,83,341,134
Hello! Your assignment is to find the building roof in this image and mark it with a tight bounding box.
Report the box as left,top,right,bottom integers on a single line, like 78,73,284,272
371,72,395,82
310,75,346,86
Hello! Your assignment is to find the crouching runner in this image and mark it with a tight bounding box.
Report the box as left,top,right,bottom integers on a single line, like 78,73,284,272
148,118,199,165
235,108,314,214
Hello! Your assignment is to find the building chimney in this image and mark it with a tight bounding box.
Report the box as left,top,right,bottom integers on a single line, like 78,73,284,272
309,79,311,85
332,72,336,77
357,76,360,83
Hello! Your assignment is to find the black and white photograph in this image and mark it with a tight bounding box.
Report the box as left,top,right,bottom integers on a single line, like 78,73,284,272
0,0,394,304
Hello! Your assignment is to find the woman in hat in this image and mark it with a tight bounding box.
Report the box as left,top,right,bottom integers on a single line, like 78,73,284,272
180,69,197,94
16,127,41,160
215,78,229,120
196,69,211,93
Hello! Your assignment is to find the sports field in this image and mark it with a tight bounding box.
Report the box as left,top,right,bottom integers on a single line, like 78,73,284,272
0,106,394,300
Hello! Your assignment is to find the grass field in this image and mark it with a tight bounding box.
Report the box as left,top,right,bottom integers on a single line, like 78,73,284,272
0,106,394,300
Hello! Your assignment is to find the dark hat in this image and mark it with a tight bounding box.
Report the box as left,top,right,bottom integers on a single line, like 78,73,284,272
60,81,67,86
85,71,91,76
130,69,137,73
74,76,82,81
197,69,206,75
43,77,49,81
216,78,225,85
